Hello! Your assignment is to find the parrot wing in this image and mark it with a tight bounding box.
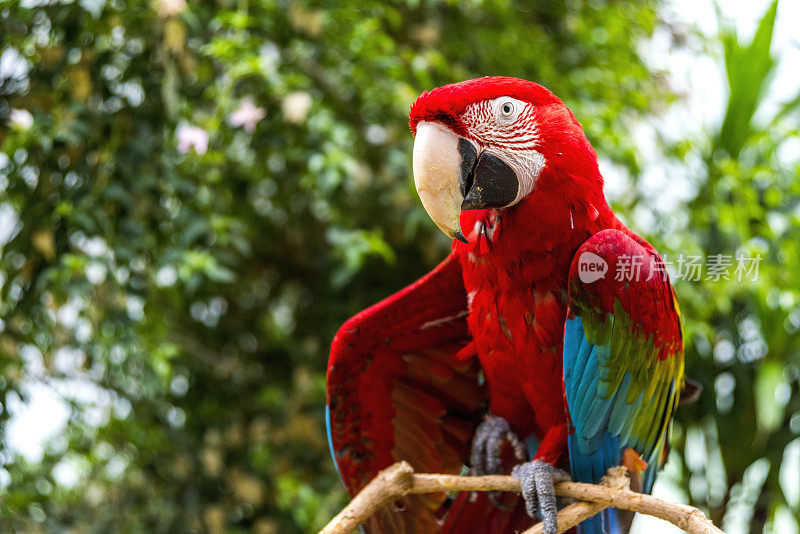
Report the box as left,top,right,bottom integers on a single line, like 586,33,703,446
563,229,684,534
327,253,486,533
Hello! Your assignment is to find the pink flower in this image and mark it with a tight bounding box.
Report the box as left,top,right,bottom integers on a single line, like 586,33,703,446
176,124,209,155
229,98,266,133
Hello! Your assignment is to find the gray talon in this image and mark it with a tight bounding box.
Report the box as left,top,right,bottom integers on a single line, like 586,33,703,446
512,459,570,534
470,415,526,477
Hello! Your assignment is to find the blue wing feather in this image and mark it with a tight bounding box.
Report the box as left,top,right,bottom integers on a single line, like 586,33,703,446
565,317,626,534
325,404,344,484
564,230,684,534
573,346,601,425
608,374,634,436
564,313,677,533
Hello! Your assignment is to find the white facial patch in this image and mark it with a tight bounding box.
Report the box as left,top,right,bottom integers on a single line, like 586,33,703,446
461,97,546,205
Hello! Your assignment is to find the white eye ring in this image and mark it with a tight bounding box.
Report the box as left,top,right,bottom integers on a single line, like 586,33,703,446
499,100,515,119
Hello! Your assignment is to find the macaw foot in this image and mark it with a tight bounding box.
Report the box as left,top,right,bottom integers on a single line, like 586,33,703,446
469,415,527,476
511,459,571,534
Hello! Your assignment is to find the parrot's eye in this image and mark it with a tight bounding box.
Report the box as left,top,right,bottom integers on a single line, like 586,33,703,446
487,97,523,124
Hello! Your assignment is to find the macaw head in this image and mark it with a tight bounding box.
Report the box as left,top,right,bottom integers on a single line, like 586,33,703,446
409,76,603,242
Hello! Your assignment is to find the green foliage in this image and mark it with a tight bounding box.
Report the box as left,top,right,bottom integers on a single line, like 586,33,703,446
665,3,800,529
718,0,777,158
0,0,797,533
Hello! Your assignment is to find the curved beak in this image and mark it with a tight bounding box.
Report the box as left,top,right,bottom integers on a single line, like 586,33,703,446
412,122,519,243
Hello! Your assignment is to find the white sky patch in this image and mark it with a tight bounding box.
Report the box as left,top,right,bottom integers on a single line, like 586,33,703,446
780,438,800,508
722,458,771,534
52,455,85,489
632,450,687,533
662,0,800,130
155,265,178,287
0,202,22,247
629,0,800,237
0,47,30,81
5,383,71,463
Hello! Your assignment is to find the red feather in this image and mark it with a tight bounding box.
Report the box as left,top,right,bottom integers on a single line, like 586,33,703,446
328,76,683,533
327,255,489,532
409,77,562,136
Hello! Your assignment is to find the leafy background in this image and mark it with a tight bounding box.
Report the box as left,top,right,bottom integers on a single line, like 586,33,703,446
0,0,798,532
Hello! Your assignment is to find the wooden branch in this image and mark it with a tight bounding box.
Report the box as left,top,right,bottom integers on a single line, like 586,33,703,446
520,466,629,534
320,461,415,534
319,462,725,534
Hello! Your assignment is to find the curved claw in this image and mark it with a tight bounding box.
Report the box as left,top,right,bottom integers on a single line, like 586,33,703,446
469,415,527,476
512,459,571,534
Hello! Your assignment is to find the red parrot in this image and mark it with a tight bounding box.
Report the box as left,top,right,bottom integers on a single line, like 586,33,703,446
326,77,689,534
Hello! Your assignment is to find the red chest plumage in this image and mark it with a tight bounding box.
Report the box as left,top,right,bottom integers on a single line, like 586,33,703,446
454,209,566,441
453,199,614,442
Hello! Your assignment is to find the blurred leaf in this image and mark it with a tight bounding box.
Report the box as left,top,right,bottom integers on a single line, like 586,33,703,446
754,360,786,434
718,0,778,157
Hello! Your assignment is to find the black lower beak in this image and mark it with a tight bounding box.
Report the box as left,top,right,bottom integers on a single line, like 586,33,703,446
458,138,478,198
459,145,518,211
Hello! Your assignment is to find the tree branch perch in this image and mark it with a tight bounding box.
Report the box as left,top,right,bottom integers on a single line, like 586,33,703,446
319,462,724,534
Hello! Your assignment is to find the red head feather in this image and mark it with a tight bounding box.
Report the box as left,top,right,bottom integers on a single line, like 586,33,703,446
409,76,563,136
409,76,609,243
409,77,602,194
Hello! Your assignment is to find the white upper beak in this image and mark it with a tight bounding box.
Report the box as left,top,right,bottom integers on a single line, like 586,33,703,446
412,122,466,241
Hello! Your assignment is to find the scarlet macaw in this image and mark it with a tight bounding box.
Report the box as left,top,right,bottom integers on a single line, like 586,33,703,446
326,77,687,534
